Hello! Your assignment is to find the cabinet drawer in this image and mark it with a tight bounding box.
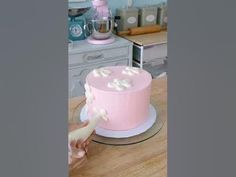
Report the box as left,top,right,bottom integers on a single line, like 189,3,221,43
69,59,129,97
133,43,167,62
69,46,130,66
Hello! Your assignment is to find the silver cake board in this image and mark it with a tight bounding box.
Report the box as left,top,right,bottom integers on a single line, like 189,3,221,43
80,104,157,138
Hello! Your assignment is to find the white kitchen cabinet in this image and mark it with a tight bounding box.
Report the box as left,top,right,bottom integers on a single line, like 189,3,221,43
69,35,133,97
121,31,167,77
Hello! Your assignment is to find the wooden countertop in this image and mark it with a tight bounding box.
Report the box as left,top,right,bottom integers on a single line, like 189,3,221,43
121,31,167,46
69,77,167,177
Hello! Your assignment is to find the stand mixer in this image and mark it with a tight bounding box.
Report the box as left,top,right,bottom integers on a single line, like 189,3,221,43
85,0,115,44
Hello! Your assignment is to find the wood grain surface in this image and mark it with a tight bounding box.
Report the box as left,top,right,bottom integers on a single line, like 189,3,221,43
69,77,167,177
121,31,167,46
118,25,162,36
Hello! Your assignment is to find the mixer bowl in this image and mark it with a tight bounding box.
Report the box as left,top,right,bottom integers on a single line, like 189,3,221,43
86,19,113,40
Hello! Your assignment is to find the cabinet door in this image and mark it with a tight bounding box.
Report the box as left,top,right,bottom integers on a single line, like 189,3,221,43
69,59,129,98
133,43,167,62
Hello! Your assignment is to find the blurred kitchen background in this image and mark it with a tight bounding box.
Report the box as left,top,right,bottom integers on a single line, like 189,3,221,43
68,0,167,97
69,0,166,14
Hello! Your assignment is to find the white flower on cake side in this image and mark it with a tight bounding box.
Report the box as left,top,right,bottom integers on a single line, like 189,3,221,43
84,83,94,113
93,68,112,77
122,67,140,76
107,79,132,91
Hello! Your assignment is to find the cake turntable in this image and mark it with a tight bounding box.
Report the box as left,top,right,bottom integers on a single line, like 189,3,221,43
80,104,157,138
77,103,164,146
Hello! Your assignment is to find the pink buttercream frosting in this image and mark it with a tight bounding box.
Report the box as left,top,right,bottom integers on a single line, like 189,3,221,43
85,66,152,131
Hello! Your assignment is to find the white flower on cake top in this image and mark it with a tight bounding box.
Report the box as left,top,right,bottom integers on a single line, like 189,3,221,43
93,68,112,77
107,79,132,91
122,67,140,76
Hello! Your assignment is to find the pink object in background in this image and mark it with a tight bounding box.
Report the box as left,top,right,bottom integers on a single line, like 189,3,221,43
87,36,115,45
92,0,107,7
86,66,152,131
92,0,110,18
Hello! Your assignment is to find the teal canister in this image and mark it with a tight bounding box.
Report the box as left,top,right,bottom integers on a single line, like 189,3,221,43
68,17,86,41
116,8,139,31
157,3,167,29
139,6,158,27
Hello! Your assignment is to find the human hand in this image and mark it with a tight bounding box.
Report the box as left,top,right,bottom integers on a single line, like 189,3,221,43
68,121,95,168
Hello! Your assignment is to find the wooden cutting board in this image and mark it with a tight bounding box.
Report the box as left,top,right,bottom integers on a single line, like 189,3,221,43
69,77,167,177
121,31,167,46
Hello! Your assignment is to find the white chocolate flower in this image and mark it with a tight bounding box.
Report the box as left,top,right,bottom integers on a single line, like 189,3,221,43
122,67,140,76
93,68,112,77
84,83,94,104
107,79,132,91
93,107,108,121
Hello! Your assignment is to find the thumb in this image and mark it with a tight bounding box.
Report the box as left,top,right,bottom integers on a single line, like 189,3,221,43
73,150,85,159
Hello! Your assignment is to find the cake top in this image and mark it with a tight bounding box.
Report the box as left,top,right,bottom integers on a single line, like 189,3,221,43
86,66,152,93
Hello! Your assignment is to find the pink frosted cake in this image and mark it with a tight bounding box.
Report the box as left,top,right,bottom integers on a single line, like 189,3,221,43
84,66,152,131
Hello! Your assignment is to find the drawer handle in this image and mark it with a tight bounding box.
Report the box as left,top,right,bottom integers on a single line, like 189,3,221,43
72,74,81,78
71,69,91,78
72,71,83,78
85,54,104,61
